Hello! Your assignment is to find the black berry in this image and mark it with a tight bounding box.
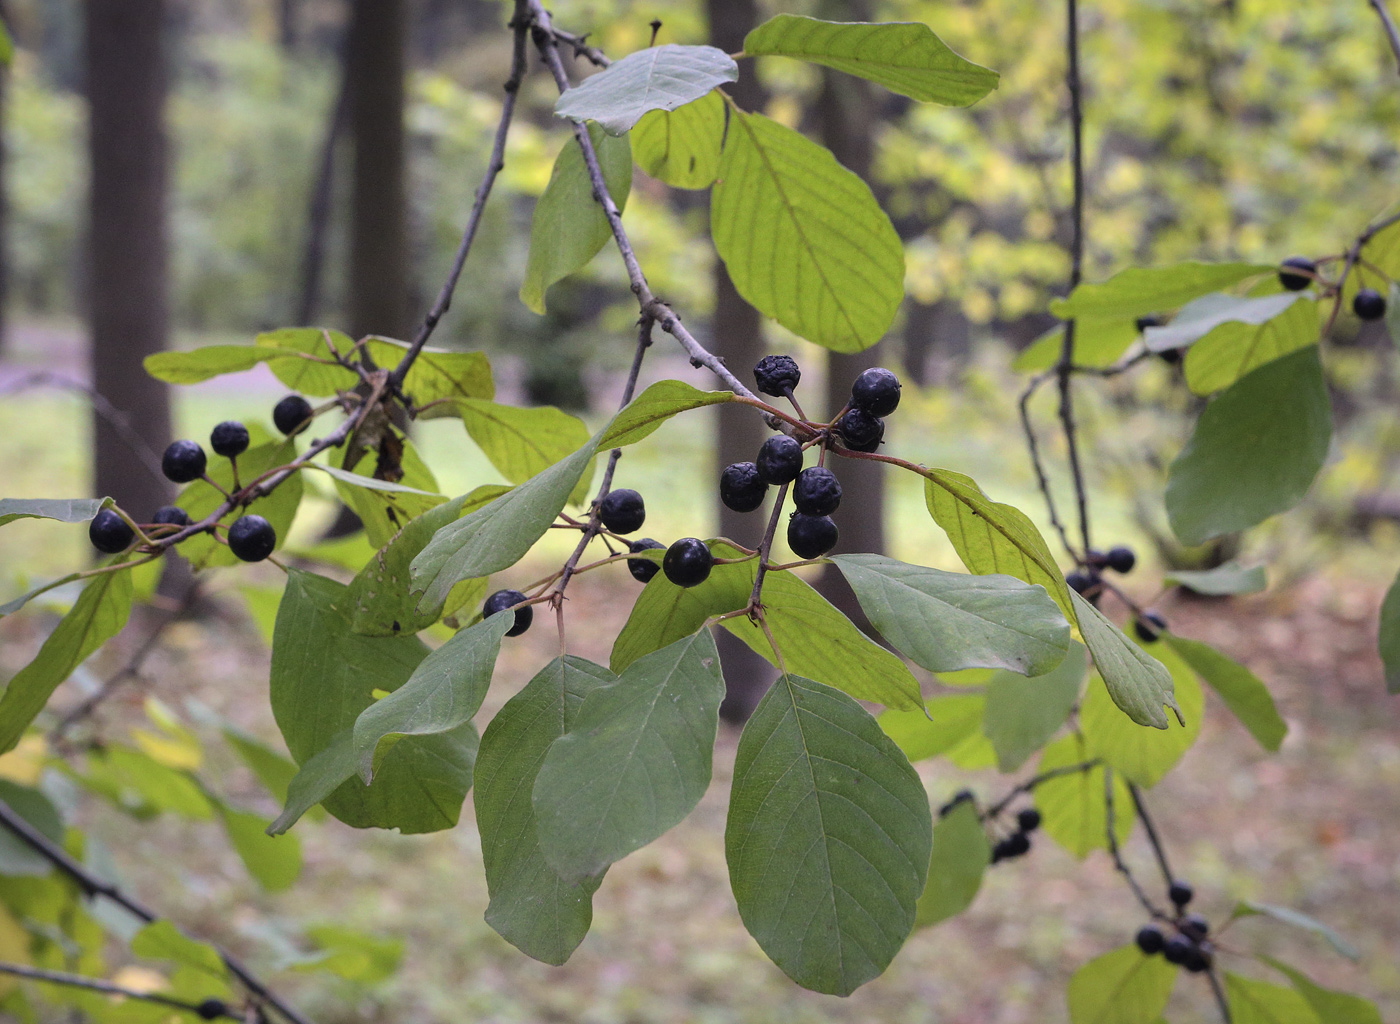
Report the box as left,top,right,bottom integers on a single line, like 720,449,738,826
227,515,276,562
1183,942,1213,973
1106,546,1136,574
1085,549,1108,567
756,435,803,485
720,462,768,513
1353,287,1387,321
483,588,532,636
792,467,841,517
1135,924,1166,956
209,421,250,458
1157,347,1183,365
151,505,191,528
1162,934,1192,965
626,538,666,583
1134,610,1168,643
1065,570,1098,595
89,509,134,554
851,367,901,417
663,538,713,587
195,999,229,1021
1168,878,1194,907
273,394,313,436
1180,912,1209,941
991,830,1031,863
753,354,801,397
1135,315,1164,332
834,407,884,452
938,788,975,817
1278,256,1316,291
1016,807,1041,833
599,488,645,534
161,440,207,483
787,513,838,560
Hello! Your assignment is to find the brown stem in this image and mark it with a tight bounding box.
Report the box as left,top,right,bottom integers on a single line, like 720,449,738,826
747,482,789,611
0,962,237,1019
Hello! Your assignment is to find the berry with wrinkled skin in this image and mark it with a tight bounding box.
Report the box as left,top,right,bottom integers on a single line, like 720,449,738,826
1169,878,1194,906
1278,256,1316,291
756,435,803,485
89,509,135,553
720,462,768,513
151,505,191,528
483,588,532,636
1162,934,1193,965
273,394,313,436
210,420,250,458
793,467,841,517
787,513,838,559
227,515,276,562
1135,610,1169,643
599,488,645,534
753,354,801,397
835,407,884,452
850,367,902,417
1106,545,1137,574
1353,287,1387,321
162,440,207,483
1135,924,1166,955
938,788,975,817
626,538,666,583
196,999,229,1021
1183,942,1213,973
664,538,713,587
1016,807,1042,833
1180,912,1209,941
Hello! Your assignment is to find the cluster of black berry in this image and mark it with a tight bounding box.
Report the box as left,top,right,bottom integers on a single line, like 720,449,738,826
1135,879,1213,972
1065,545,1135,604
990,807,1041,864
1279,256,1388,321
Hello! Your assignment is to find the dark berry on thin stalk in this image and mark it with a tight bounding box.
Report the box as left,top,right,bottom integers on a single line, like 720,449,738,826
161,440,207,483
1157,347,1183,365
1135,610,1168,643
753,354,801,397
1169,878,1194,906
1085,549,1108,567
626,538,666,583
992,831,1031,863
851,367,902,417
787,513,838,560
196,999,229,1021
938,788,975,817
209,420,250,458
1183,942,1213,973
1278,256,1316,291
1353,287,1387,321
663,538,713,587
599,488,645,534
1180,912,1209,941
1106,545,1136,574
151,505,191,528
227,515,276,562
1016,807,1041,833
756,435,803,485
1135,315,1164,332
720,462,768,513
1135,924,1166,956
483,588,532,636
1162,934,1192,965
273,394,314,436
89,509,135,554
792,467,841,517
834,407,884,452
1065,570,1098,595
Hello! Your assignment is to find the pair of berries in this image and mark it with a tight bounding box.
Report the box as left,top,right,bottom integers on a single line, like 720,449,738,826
628,537,715,589
1066,544,1136,604
754,354,903,445
88,506,275,562
1280,257,1389,321
990,807,1041,864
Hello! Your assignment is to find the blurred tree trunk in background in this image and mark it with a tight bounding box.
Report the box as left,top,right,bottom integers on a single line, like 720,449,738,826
708,0,775,724
0,1,10,358
277,0,296,51
86,0,173,518
295,36,350,326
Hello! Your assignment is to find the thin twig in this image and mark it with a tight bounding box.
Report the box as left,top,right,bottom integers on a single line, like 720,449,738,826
982,758,1100,819
0,961,237,1019
1370,0,1400,75
1103,768,1171,921
1127,783,1177,892
748,482,790,610
1017,371,1076,559
1206,965,1234,1024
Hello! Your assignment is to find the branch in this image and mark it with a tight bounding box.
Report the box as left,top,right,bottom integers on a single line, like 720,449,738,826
748,482,791,610
1127,782,1177,893
1207,965,1235,1024
0,798,315,1024
1371,0,1400,75
982,758,1100,819
1017,371,1076,559
0,961,236,1019
1102,768,1171,921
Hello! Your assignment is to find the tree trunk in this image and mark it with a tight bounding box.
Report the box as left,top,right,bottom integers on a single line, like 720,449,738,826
277,0,297,51
296,39,351,326
85,0,173,521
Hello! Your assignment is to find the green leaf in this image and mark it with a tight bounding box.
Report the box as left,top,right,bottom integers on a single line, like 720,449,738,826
742,15,998,105
1182,294,1320,395
1380,568,1400,695
0,572,87,619
176,433,303,569
554,44,737,135
303,462,445,497
1015,318,1139,372
711,109,904,353
1051,262,1273,320
1165,635,1287,751
632,91,726,189
1225,972,1322,1024
1163,561,1266,596
450,400,593,502
144,343,285,384
982,643,1087,772
78,744,213,819
221,726,308,810
1144,291,1301,352
1166,346,1331,546
916,800,990,928
923,469,1075,619
217,802,302,892
352,614,510,779
254,327,360,395
131,920,231,1000
475,657,613,965
0,569,133,754
1080,643,1202,787
333,435,446,551
1261,958,1382,1024
534,630,724,881
1066,943,1177,1024
597,380,734,448
1036,735,1132,859
726,674,932,995
266,727,355,835
879,694,985,762
1228,901,1360,961
288,925,403,983
0,781,64,876
520,124,632,314
1071,592,1180,729
0,498,109,528
364,337,494,404
830,553,1071,676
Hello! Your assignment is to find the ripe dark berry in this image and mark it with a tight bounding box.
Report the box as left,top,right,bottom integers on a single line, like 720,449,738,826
756,435,803,485
1157,347,1183,365
1168,878,1194,907
834,407,884,452
599,488,645,534
209,421,250,458
195,999,229,1021
89,508,135,554
1134,610,1168,643
161,440,207,483
792,467,841,517
1180,912,1209,941
991,830,1031,863
227,515,276,562
1278,256,1316,291
663,538,713,588
1065,570,1098,595
1162,934,1192,965
1135,315,1164,332
938,788,975,817
1183,941,1213,973
787,513,838,560
753,354,801,397
1106,545,1136,574
1135,924,1166,956
626,538,666,583
1016,807,1041,833
151,505,191,528
1085,549,1108,567
850,367,901,417
1353,287,1387,321
273,394,314,436
483,588,532,636
720,462,768,513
